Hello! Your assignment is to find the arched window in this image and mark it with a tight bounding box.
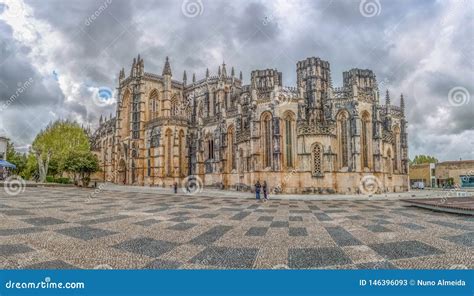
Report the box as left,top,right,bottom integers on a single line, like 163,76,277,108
283,111,296,168
178,130,185,177
165,129,173,176
121,89,131,138
239,148,244,173
337,111,350,168
361,112,370,169
393,126,400,172
312,143,323,176
208,139,214,160
149,89,159,120
261,112,272,168
227,125,236,172
171,94,179,116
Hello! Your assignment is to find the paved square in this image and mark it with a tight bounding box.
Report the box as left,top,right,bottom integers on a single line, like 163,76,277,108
56,226,118,241
368,241,444,260
114,238,178,258
288,247,352,268
191,246,258,268
0,187,472,269
0,244,34,257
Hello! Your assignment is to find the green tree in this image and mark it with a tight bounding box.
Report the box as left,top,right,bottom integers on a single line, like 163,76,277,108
31,120,90,182
64,151,100,187
410,155,438,165
5,141,27,176
23,153,39,180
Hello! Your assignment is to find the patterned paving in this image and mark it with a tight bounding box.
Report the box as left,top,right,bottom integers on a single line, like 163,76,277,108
0,187,472,269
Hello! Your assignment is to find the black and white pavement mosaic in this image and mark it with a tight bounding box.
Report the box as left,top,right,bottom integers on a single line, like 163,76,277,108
0,187,472,269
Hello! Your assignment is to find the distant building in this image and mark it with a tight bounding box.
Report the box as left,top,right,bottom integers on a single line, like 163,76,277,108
435,160,474,188
409,160,474,188
409,163,435,188
0,136,7,160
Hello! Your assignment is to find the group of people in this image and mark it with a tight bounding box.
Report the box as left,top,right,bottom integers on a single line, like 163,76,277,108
254,180,269,202
172,180,270,202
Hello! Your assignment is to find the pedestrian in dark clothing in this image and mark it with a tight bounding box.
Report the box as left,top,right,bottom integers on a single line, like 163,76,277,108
173,182,178,194
255,180,261,200
263,181,268,201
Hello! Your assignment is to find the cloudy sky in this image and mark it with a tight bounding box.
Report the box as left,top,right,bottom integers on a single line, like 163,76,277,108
0,0,473,161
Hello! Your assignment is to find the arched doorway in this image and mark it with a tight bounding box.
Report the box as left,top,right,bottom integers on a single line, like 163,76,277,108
118,159,127,184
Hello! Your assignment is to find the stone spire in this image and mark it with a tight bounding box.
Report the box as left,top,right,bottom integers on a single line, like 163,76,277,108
221,61,227,77
119,68,125,80
218,65,221,77
99,114,103,124
192,73,196,83
400,93,405,115
206,68,209,78
130,58,136,76
162,56,172,76
231,66,235,77
183,70,187,85
385,90,390,106
137,54,144,76
239,71,243,81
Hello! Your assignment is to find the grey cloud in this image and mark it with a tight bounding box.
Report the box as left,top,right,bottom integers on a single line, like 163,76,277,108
0,0,472,161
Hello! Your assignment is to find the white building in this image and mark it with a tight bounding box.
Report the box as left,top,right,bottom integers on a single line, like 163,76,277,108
0,136,7,160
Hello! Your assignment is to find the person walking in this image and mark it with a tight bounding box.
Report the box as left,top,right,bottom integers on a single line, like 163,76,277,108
263,181,268,201
173,182,178,194
255,180,261,200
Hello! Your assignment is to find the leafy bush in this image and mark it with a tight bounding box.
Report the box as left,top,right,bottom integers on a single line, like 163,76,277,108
45,176,71,184
55,177,71,184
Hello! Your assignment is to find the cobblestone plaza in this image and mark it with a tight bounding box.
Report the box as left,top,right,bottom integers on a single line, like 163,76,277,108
0,187,472,270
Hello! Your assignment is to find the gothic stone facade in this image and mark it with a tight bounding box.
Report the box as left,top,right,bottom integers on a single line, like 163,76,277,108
91,55,409,194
